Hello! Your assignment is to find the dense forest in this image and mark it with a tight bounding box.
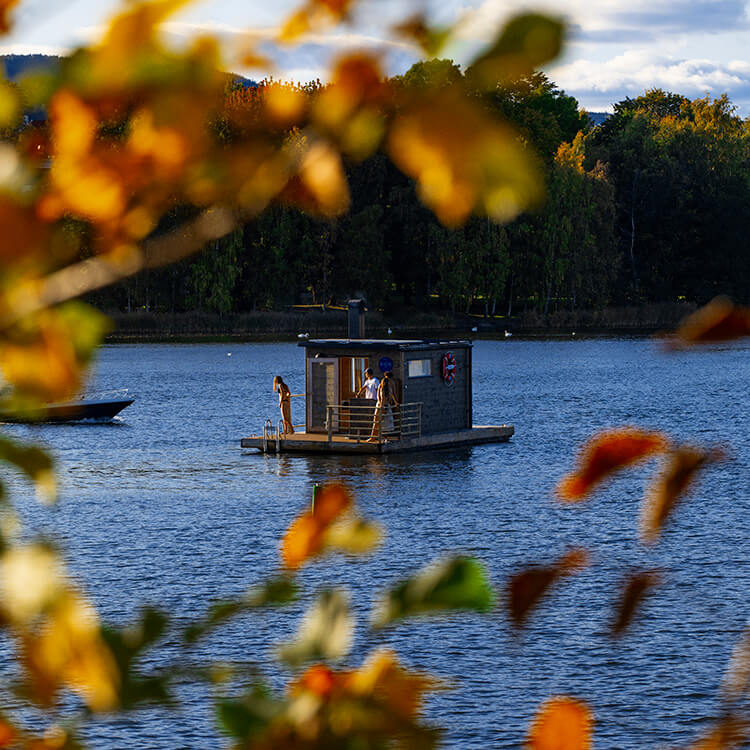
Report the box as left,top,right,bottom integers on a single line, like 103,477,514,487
12,57,750,318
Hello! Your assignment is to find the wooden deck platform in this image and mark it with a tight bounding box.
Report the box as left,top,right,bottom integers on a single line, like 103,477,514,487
240,425,514,454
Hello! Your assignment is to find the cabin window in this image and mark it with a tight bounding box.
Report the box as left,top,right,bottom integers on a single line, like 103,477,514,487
408,358,432,378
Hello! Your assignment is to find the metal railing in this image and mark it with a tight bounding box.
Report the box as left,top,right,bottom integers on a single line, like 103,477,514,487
324,402,422,443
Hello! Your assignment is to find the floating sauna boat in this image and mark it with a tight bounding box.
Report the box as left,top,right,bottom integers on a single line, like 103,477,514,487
241,303,513,455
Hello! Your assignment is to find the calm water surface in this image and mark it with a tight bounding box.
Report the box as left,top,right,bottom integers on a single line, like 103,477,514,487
5,337,750,748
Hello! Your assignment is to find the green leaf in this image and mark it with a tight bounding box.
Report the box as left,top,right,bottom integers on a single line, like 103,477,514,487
216,683,280,742
101,607,173,710
277,589,353,666
467,13,564,89
372,556,495,628
184,577,297,644
0,435,55,503
56,301,111,367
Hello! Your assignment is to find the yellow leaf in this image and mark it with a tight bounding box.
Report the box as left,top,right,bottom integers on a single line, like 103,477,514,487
0,544,64,625
265,84,307,128
26,590,120,712
0,80,20,128
388,89,542,226
49,91,96,162
102,0,192,53
280,10,310,41
324,518,382,554
292,141,350,217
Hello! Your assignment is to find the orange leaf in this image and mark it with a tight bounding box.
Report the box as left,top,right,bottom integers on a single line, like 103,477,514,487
640,445,725,544
527,696,593,750
507,549,588,628
670,297,750,348
0,0,19,34
313,483,351,524
0,719,16,748
0,198,49,266
348,649,443,720
280,484,353,569
611,570,660,636
686,718,748,749
556,428,668,501
294,664,339,698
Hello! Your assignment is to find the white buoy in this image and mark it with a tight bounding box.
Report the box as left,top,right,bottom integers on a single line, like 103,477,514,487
227,352,232,356
504,330,512,337
471,326,478,332
387,327,392,334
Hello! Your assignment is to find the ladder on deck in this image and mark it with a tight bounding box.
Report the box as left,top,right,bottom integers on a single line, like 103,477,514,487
261,419,285,453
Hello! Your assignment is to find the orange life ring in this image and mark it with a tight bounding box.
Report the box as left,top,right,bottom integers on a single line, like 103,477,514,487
442,351,456,384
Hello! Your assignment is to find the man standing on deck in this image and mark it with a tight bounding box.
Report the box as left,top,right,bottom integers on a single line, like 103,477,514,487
356,368,379,400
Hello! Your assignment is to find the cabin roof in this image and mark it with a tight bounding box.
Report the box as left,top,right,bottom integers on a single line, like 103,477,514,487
299,338,471,352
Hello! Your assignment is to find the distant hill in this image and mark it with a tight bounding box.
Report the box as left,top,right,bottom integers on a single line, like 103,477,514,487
1,53,256,94
587,111,611,127
1,53,61,80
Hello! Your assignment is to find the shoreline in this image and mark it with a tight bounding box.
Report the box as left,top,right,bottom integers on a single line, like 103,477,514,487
101,305,689,344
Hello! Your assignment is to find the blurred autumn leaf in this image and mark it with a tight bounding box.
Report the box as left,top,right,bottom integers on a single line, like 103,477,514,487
526,696,592,750
280,483,381,569
372,556,495,628
0,303,109,405
278,589,353,666
556,428,668,501
393,14,452,58
388,88,543,227
640,445,725,544
507,548,588,628
610,570,660,637
685,718,749,750
722,627,750,706
0,435,55,503
668,296,750,348
468,13,564,89
219,650,442,748
183,577,297,644
0,0,19,34
280,0,354,41
17,588,120,711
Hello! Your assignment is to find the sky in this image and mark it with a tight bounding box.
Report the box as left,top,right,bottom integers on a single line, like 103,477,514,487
3,0,750,115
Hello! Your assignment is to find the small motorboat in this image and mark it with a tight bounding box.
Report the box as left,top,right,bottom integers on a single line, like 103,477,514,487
0,391,135,423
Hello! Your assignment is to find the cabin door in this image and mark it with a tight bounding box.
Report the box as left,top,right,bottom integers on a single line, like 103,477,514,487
307,358,339,433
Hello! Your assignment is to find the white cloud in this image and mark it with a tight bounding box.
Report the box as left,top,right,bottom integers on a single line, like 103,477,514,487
551,50,750,111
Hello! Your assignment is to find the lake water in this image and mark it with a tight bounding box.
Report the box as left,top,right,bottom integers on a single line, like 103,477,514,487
4,337,750,748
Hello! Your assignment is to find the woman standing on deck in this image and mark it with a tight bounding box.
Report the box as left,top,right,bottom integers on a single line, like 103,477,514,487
273,375,294,434
367,371,398,442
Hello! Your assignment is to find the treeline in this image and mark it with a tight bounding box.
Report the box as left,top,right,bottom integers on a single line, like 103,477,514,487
87,62,750,316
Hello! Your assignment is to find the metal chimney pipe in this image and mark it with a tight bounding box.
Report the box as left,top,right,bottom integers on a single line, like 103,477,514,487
347,299,365,339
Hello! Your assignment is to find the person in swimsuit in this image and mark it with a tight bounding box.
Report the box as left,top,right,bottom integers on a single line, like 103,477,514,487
273,375,294,434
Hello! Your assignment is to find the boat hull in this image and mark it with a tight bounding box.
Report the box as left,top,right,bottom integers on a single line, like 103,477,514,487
0,398,135,423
